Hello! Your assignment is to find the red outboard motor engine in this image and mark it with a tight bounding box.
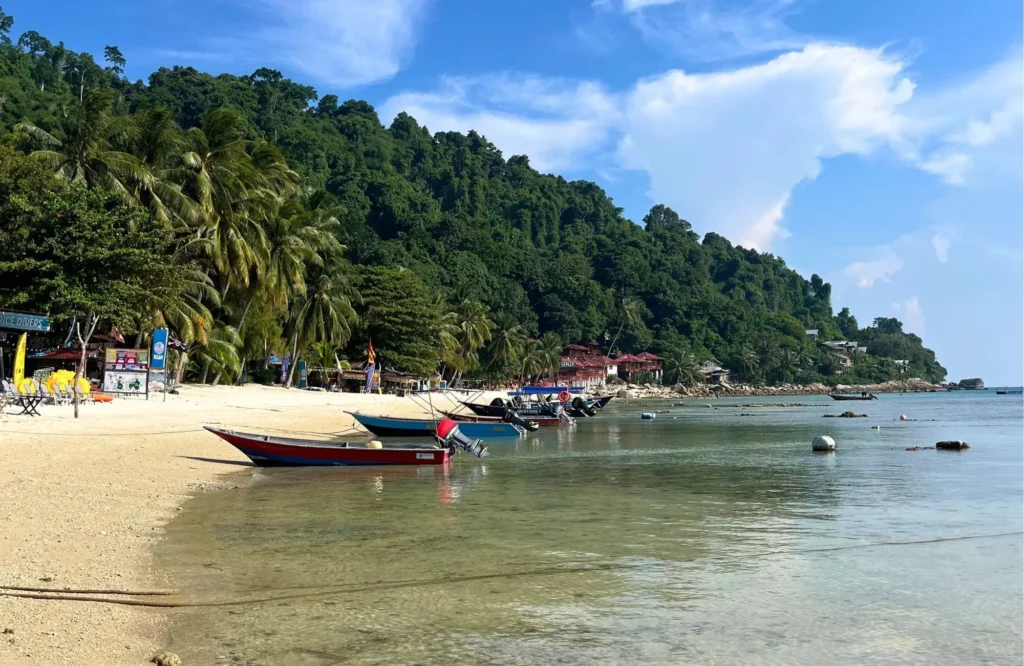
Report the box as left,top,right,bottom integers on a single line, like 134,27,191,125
436,418,489,458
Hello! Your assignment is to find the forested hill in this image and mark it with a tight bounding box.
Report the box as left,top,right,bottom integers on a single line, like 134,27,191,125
0,14,946,384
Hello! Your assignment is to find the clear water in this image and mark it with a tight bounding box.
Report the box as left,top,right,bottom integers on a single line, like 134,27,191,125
157,392,1023,665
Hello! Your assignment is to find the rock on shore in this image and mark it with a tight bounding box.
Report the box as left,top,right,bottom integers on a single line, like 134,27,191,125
593,377,947,400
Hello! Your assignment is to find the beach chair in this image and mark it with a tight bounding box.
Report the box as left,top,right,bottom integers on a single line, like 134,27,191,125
3,379,43,416
56,383,76,404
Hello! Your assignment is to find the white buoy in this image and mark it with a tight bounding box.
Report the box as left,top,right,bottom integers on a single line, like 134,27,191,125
899,414,908,421
812,435,836,451
872,425,881,430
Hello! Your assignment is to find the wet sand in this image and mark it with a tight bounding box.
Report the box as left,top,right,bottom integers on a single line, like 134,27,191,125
0,384,479,665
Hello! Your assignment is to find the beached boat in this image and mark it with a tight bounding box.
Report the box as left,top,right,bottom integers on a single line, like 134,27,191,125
348,412,522,438
828,393,878,401
204,426,451,466
444,411,549,430
462,400,560,419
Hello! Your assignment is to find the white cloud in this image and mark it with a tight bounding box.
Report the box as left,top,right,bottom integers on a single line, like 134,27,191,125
892,297,925,335
618,44,913,249
931,233,951,263
379,75,621,173
248,0,429,87
844,253,904,288
622,0,808,61
905,49,1024,185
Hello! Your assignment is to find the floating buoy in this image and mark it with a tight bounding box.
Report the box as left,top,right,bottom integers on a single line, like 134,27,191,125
812,435,836,451
641,412,655,420
899,414,908,422
872,425,881,430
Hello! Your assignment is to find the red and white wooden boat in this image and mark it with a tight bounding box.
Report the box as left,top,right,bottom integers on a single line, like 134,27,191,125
205,426,451,466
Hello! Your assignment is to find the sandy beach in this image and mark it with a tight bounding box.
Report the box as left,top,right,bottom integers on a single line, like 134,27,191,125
0,384,481,665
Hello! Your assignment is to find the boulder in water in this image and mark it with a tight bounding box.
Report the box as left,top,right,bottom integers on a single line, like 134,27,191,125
812,435,836,451
936,440,970,450
151,653,182,666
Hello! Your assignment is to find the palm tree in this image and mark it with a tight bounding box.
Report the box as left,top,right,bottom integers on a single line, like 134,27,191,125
735,346,759,382
284,262,359,387
757,338,781,380
606,296,641,357
16,88,148,201
778,348,801,382
665,349,703,387
452,299,495,382
521,338,545,383
538,331,564,382
194,322,242,384
170,107,299,297
487,313,527,380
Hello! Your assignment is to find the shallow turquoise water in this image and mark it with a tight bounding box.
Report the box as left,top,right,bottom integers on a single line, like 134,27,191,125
158,392,1023,665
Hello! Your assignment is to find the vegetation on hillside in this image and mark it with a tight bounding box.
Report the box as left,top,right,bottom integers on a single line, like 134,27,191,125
0,10,947,386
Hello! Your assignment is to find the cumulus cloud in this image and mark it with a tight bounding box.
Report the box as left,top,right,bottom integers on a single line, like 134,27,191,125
618,44,914,249
239,0,429,87
892,296,925,335
379,75,621,173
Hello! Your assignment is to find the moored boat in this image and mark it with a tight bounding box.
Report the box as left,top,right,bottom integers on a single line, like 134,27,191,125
348,412,523,438
828,393,878,401
204,426,451,466
461,400,560,419
444,411,549,430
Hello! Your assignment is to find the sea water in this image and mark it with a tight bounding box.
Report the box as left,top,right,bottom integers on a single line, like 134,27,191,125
156,392,1023,665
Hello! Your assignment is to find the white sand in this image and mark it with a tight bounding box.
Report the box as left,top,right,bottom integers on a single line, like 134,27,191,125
0,384,493,665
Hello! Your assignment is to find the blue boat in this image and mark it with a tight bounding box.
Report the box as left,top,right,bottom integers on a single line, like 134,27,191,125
348,412,522,438
508,386,584,397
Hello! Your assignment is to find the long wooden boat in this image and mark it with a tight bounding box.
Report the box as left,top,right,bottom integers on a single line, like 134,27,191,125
444,411,558,428
461,401,559,419
593,395,614,409
348,412,522,438
828,393,878,401
204,426,450,466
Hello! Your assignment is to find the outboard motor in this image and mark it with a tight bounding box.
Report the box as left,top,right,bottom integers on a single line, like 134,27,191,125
572,396,597,417
435,418,489,458
502,409,540,432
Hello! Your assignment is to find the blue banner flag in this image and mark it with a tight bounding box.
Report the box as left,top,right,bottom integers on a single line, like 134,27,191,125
150,328,168,370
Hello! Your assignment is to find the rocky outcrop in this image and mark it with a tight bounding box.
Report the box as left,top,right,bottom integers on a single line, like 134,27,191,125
957,378,985,390
590,377,947,401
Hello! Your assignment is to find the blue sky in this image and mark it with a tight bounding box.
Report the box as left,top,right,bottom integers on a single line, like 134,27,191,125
7,0,1023,384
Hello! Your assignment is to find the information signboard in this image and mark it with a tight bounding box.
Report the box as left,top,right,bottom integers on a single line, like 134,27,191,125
103,348,149,396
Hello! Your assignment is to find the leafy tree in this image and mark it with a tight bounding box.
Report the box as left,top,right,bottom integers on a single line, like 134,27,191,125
103,45,125,75
354,266,440,376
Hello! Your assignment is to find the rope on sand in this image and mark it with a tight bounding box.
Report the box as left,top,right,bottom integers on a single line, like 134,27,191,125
2,531,1019,610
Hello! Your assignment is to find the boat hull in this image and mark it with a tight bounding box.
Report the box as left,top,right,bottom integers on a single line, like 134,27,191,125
446,412,560,427
349,412,522,438
828,394,877,401
461,401,558,419
204,427,450,466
